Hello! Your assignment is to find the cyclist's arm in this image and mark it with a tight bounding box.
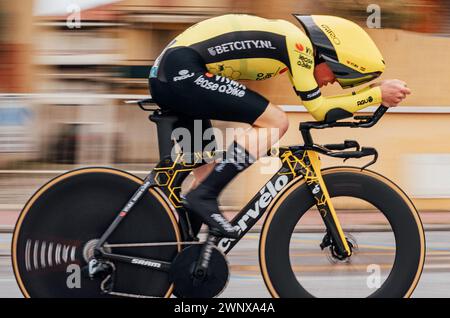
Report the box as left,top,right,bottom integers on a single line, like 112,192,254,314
299,85,382,122
284,28,382,121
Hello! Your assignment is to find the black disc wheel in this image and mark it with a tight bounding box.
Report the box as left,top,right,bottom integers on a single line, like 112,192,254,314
260,167,425,298
12,167,181,298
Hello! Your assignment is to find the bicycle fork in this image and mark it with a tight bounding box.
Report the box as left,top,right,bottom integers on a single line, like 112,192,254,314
304,150,352,258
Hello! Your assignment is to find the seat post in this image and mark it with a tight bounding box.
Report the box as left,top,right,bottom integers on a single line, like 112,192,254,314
149,110,179,160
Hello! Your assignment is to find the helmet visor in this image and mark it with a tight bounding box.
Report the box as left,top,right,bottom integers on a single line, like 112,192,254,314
321,55,382,88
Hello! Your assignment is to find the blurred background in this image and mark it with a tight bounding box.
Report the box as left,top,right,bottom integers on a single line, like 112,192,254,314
1,0,450,225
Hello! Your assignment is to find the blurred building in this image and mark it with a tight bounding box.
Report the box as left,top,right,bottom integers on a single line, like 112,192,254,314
31,0,238,166
0,1,33,92
33,2,123,165
0,0,34,168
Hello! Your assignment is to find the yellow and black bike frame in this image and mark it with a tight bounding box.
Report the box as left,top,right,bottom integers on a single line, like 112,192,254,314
93,103,387,267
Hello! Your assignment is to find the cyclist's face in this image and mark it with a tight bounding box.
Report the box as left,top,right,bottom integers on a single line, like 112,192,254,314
314,62,336,87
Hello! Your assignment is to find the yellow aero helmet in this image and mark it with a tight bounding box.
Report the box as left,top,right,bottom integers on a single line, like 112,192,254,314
293,15,385,88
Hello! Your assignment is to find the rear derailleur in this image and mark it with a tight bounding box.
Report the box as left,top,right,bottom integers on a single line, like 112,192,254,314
83,258,115,293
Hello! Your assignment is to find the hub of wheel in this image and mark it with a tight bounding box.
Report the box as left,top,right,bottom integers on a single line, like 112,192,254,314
169,245,229,298
82,239,111,262
323,233,358,264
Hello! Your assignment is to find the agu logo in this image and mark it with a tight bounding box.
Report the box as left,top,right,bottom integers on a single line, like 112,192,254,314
357,96,374,106
173,69,194,82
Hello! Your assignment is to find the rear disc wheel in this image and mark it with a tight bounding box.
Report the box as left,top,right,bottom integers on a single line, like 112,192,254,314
12,167,181,298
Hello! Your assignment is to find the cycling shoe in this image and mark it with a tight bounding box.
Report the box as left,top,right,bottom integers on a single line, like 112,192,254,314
183,185,239,239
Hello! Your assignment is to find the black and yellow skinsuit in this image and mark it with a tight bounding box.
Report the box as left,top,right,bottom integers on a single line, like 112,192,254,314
149,14,383,124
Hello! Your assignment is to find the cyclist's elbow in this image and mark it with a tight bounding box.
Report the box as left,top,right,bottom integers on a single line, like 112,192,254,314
304,105,326,122
307,105,354,123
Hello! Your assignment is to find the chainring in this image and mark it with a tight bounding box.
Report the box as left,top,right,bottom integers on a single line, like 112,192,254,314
169,245,229,298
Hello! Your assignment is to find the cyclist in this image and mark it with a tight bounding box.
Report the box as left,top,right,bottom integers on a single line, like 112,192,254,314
148,14,411,238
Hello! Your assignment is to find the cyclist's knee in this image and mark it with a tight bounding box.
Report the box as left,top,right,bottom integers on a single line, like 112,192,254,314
276,109,289,135
255,103,289,135
191,163,215,186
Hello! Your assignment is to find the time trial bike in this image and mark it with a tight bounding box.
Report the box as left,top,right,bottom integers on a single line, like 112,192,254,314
12,100,425,298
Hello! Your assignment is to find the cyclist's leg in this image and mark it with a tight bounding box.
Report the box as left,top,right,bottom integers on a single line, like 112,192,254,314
187,104,287,234
177,81,288,237
235,102,289,158
191,163,215,188
185,103,289,238
190,103,288,185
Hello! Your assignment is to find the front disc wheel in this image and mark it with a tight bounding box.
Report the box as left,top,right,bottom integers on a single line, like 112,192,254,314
260,167,425,298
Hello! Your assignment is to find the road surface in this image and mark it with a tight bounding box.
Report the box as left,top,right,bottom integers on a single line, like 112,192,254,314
1,230,450,298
